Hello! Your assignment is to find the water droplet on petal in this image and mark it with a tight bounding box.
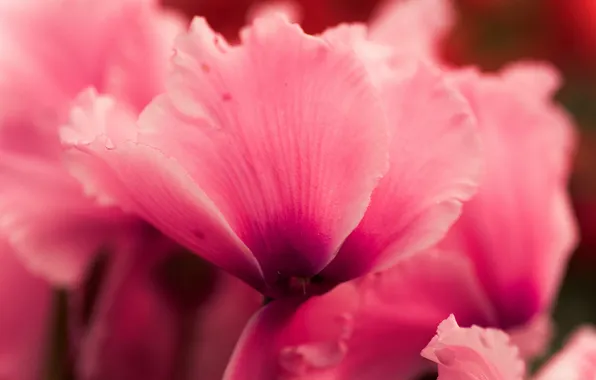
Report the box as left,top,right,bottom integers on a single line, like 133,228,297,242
279,341,347,375
105,138,115,150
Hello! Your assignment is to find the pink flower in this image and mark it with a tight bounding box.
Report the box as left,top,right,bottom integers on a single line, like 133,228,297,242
535,327,596,380
421,315,525,380
422,317,596,380
221,250,497,380
71,229,261,380
369,0,578,357
61,14,481,298
0,0,184,285
0,240,52,380
439,64,577,356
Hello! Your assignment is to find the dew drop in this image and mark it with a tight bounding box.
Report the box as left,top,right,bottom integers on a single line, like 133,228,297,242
105,138,115,150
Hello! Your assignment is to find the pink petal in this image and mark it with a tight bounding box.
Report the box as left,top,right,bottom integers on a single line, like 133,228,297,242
225,250,497,380
62,90,266,292
73,227,261,380
224,284,360,380
0,239,53,380
506,313,553,359
66,15,391,295
421,315,525,380
0,151,129,286
369,0,455,62
190,275,269,380
0,0,182,120
76,232,178,380
441,66,578,329
246,1,302,24
535,327,596,380
323,62,481,281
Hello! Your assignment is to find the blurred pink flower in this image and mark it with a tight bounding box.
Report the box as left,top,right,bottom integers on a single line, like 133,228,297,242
0,240,52,380
0,0,183,285
71,229,261,380
369,0,578,358
60,14,481,298
534,327,596,380
440,63,577,357
423,317,596,380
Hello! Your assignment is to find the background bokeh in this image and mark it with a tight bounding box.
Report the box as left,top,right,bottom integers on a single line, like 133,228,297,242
161,0,596,366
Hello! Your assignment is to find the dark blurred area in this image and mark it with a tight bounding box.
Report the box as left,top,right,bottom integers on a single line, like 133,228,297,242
160,0,596,359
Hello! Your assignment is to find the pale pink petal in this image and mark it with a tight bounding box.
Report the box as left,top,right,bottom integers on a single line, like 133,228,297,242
0,239,53,380
66,15,390,295
225,250,497,380
499,62,562,101
73,226,260,380
535,327,596,380
0,151,128,286
0,0,183,121
441,67,578,330
323,62,481,281
76,232,179,380
421,315,525,380
506,314,553,359
224,284,360,380
369,0,455,62
246,1,302,24
61,91,266,292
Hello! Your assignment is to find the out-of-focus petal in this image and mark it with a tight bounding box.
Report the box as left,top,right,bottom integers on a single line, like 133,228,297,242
421,315,525,380
535,327,596,380
0,239,53,380
369,0,455,62
506,314,553,359
246,1,302,24
225,250,497,380
323,62,481,281
72,225,260,380
442,66,578,330
191,274,270,380
0,0,182,120
75,233,178,380
0,0,183,286
0,152,128,285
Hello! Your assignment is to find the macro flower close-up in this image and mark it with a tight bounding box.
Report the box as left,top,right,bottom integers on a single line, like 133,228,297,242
1,0,595,379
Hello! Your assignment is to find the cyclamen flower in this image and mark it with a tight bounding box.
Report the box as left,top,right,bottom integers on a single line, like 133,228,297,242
423,315,596,380
370,0,578,358
61,14,482,298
